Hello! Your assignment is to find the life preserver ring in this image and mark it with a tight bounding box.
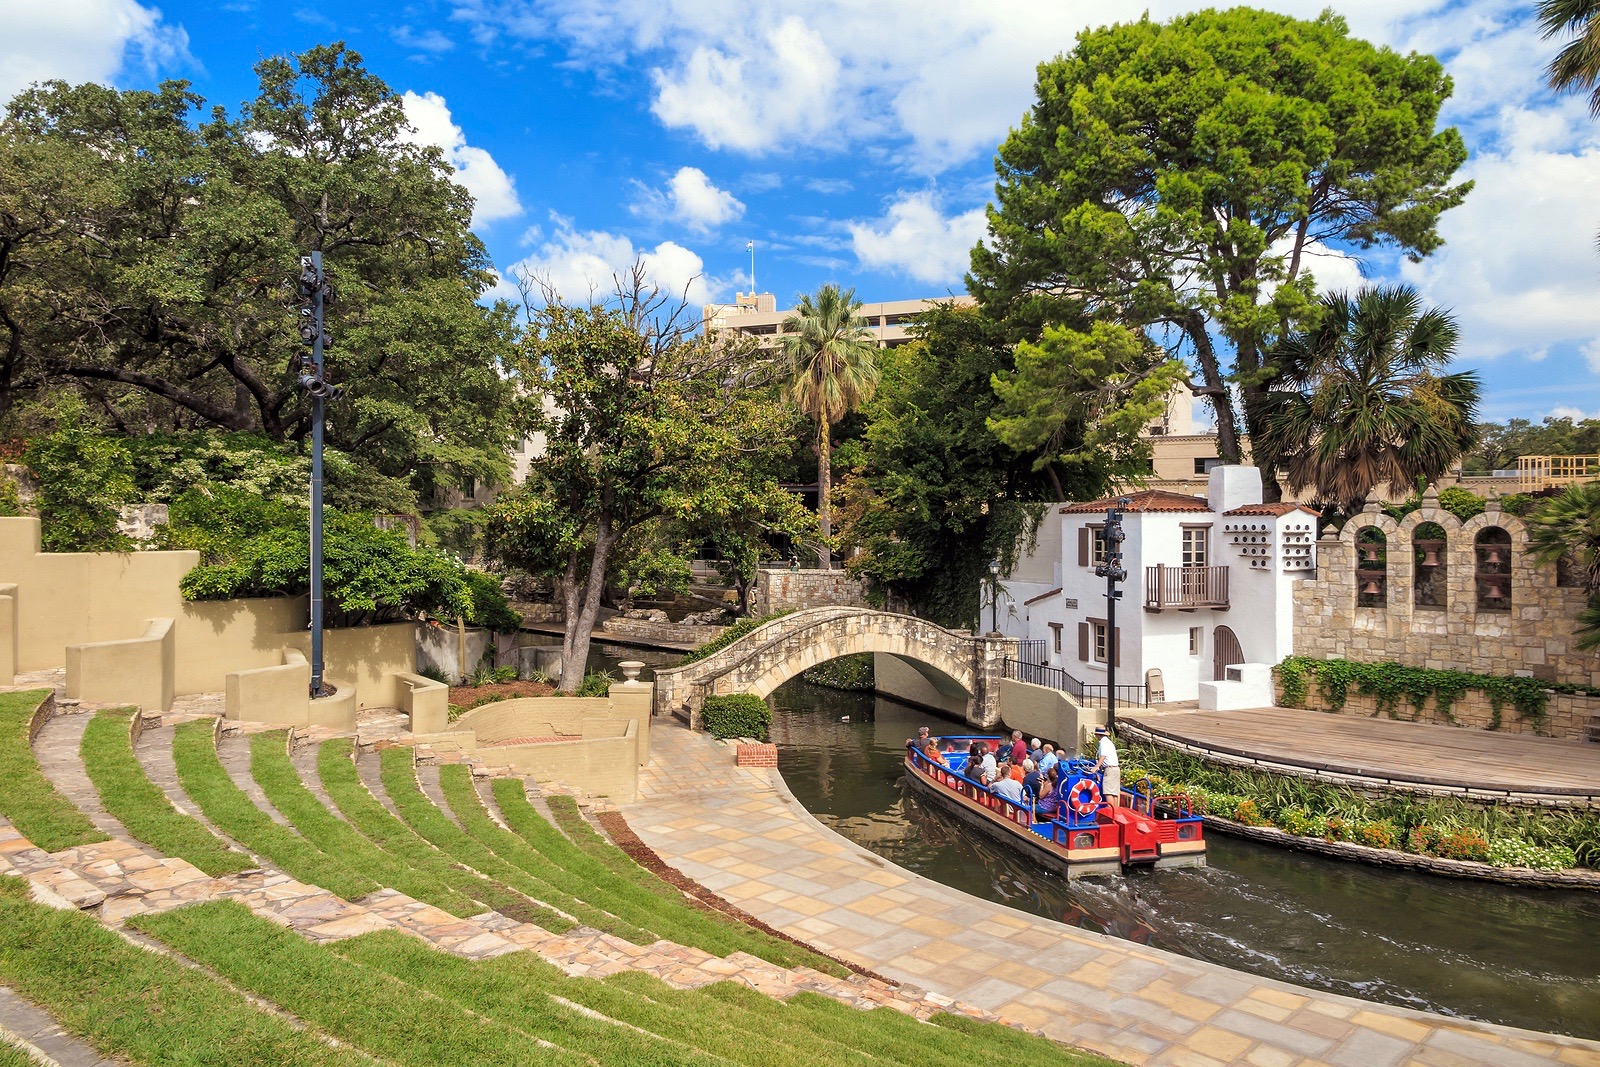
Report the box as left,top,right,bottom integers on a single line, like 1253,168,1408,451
1068,779,1102,816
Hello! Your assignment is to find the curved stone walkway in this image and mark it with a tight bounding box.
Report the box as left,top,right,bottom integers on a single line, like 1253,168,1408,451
620,721,1600,1067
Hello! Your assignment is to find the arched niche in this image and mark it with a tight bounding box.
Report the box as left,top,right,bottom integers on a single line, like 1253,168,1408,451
1475,527,1512,612
1355,526,1387,609
1413,520,1448,610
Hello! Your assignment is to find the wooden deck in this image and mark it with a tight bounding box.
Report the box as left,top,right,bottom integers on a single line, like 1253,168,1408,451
1121,705,1600,804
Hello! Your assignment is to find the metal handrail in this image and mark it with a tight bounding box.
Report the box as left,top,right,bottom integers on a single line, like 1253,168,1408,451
1001,658,1148,707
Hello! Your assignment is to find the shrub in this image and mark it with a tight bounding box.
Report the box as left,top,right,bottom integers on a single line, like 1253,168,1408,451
23,412,135,552
701,694,771,741
1437,487,1486,521
1231,798,1268,827
1357,820,1399,850
677,611,793,665
1407,824,1442,854
1487,836,1576,872
575,671,615,698
0,478,20,517
1322,815,1351,842
1436,829,1489,862
1277,807,1320,836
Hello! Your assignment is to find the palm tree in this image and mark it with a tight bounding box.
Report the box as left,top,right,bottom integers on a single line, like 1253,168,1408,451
1255,284,1481,514
1540,0,1600,114
1526,483,1600,649
781,284,880,570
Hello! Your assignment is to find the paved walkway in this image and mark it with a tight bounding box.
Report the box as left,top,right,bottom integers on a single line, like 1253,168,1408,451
1122,706,1600,803
621,721,1600,1067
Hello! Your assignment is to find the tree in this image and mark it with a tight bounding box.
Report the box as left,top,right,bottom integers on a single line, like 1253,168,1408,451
0,44,520,501
1540,0,1600,115
1465,417,1600,474
1254,285,1480,513
781,284,880,569
988,320,1189,498
970,9,1470,494
1526,483,1600,649
484,269,798,691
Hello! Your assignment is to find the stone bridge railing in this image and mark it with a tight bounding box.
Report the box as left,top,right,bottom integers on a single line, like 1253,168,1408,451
653,607,1016,729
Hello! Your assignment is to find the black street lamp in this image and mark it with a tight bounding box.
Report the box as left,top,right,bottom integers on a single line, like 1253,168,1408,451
295,252,341,697
1093,499,1129,730
988,558,1001,635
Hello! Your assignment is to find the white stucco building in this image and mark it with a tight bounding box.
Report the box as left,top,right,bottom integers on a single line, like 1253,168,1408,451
991,466,1317,705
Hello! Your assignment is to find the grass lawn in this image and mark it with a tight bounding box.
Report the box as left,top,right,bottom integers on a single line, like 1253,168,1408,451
170,720,377,900
0,876,366,1066
80,711,253,876
0,690,108,852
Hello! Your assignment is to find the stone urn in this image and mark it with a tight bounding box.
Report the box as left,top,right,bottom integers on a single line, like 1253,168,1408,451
619,661,645,685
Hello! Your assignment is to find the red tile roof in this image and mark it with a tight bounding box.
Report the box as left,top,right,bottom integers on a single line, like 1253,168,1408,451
1223,502,1319,517
1060,490,1211,515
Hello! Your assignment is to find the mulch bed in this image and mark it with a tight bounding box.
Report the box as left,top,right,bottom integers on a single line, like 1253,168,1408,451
593,810,891,984
447,680,557,707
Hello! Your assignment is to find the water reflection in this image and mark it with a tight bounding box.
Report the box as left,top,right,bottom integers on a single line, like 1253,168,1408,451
768,676,1600,1039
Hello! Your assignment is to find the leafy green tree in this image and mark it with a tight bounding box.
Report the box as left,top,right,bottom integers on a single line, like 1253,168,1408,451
485,271,798,691
1254,285,1479,514
1540,0,1600,114
1467,417,1600,474
970,9,1470,491
0,44,519,500
22,406,136,551
781,284,880,569
1526,483,1600,649
988,320,1188,499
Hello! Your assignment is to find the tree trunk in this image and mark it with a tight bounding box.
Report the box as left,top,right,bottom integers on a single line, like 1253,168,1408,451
561,511,617,693
558,551,585,690
817,417,832,570
1185,315,1242,465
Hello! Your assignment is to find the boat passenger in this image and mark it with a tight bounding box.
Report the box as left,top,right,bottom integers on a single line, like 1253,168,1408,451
1034,772,1063,819
905,726,930,755
1030,737,1042,756
978,745,998,783
1008,730,1027,764
1008,761,1025,783
1021,758,1040,799
1037,744,1059,778
992,767,1025,804
920,740,947,766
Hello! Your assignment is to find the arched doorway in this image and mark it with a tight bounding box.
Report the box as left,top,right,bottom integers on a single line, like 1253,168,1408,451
1212,625,1244,681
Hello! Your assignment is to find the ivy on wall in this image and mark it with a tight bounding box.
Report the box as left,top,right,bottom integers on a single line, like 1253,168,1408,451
1274,655,1598,731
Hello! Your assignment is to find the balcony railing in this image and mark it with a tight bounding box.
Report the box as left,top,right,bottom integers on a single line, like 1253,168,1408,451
1519,454,1600,492
1144,564,1229,611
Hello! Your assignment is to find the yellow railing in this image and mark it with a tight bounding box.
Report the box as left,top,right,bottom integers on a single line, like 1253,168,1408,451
1518,455,1600,492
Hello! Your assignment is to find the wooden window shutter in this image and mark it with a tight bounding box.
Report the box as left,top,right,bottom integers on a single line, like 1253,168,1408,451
1077,526,1089,567
1077,622,1089,662
1113,627,1122,668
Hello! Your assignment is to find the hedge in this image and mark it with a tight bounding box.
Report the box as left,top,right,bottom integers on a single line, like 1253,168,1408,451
702,694,771,741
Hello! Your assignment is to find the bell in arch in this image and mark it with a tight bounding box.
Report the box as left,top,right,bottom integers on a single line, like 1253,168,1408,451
1361,577,1382,596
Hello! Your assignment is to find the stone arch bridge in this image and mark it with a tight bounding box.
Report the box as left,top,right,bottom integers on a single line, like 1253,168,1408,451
652,607,1017,729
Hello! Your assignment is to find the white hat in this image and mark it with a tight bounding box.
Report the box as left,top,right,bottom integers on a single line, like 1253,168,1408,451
1094,725,1108,735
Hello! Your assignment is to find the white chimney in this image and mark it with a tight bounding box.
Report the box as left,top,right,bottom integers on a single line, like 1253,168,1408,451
1208,465,1262,514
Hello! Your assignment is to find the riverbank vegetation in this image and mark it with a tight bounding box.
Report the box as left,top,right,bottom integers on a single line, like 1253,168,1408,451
1122,742,1596,872
802,654,875,691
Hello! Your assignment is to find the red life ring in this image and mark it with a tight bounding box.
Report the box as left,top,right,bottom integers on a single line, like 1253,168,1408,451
1068,779,1102,817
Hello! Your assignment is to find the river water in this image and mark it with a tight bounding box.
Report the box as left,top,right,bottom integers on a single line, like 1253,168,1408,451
583,641,1599,1038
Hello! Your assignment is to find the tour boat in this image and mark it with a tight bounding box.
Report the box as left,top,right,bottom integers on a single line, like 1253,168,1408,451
903,736,1206,879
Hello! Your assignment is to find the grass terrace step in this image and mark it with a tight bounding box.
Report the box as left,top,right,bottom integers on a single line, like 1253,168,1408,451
134,900,597,1067
81,710,254,877
250,732,482,916
314,740,574,933
171,720,378,900
0,876,367,1066
377,747,631,939
0,691,108,852
0,1043,37,1067
490,777,848,976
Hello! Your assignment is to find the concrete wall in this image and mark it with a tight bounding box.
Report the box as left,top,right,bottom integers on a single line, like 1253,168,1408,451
396,672,449,734
225,649,312,725
491,720,640,802
873,653,968,718
749,567,867,615
66,618,175,713
997,677,1104,754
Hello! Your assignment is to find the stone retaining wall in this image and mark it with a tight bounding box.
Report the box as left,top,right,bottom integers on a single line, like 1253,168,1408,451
1206,815,1600,890
1275,670,1598,740
601,617,726,646
749,568,867,615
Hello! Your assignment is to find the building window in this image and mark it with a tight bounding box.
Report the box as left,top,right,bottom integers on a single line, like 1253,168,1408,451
1193,457,1222,475
1181,526,1209,568
1092,621,1109,663
1189,626,1202,656
1091,525,1108,566
1048,622,1063,654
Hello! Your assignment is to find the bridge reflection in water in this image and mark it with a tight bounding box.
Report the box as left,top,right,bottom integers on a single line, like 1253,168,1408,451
767,674,1600,1041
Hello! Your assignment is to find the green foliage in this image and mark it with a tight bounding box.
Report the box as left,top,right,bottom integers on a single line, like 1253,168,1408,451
989,321,1187,486
1487,836,1576,872
21,407,135,551
422,508,487,560
0,46,520,499
701,694,771,741
0,878,370,1067
1278,655,1551,729
676,611,793,665
1499,493,1537,517
0,477,20,517
0,691,109,851
575,671,615,697
801,654,875,691
417,665,452,685
81,711,253,876
971,8,1469,470
1125,742,1599,869
1437,487,1487,521
1466,415,1600,474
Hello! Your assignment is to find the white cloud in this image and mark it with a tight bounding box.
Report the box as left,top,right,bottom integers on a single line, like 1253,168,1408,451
631,166,744,232
399,90,522,226
393,26,456,54
1544,405,1600,421
0,0,190,105
1584,339,1600,374
504,216,718,307
848,192,988,286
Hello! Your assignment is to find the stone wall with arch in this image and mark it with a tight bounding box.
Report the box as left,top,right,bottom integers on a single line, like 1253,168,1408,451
1294,491,1598,696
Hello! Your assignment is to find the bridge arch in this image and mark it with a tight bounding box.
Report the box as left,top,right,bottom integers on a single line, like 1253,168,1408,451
653,608,1015,729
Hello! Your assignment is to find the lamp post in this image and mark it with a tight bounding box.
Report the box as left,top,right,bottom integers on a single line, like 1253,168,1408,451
295,253,340,697
1093,499,1129,731
988,558,1001,635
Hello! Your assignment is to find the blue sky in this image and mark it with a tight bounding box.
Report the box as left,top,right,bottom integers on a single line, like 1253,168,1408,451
3,0,1599,423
